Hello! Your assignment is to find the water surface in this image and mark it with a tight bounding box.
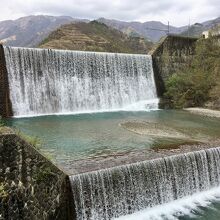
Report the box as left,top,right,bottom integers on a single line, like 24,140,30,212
7,110,220,164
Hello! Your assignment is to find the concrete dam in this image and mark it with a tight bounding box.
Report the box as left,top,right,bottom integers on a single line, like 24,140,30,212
1,36,220,220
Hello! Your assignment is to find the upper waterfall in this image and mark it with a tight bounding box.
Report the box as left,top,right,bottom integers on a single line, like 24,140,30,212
4,46,158,117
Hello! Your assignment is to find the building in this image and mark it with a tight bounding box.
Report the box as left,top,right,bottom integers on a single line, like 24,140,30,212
202,25,220,39
202,31,209,39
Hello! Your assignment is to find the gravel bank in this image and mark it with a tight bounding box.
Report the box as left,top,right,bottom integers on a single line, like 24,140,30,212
185,108,220,118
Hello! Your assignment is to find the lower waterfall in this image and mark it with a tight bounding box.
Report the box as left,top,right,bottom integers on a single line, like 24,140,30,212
3,46,158,117
69,147,220,220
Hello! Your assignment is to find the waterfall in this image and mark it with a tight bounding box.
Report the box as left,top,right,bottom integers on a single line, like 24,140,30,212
3,46,158,117
69,147,220,220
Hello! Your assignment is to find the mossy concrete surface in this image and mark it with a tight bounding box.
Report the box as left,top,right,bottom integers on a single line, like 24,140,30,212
0,127,74,220
150,35,198,98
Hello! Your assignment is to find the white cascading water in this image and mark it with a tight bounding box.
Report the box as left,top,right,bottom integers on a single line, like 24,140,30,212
3,46,158,117
69,147,220,220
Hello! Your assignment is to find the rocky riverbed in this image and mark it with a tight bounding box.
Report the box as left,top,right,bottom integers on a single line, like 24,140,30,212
185,108,220,118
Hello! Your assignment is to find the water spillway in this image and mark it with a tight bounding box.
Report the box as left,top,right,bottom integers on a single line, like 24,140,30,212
69,147,220,220
3,46,158,117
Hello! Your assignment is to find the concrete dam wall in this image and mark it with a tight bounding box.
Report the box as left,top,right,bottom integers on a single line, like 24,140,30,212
1,46,158,117
0,36,209,220
0,36,198,117
150,35,198,97
0,45,12,118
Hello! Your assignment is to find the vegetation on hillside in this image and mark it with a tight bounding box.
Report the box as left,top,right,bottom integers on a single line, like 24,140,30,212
39,21,153,54
164,37,220,109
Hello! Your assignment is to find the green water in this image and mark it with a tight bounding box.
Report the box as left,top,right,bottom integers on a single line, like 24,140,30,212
6,110,220,163
182,201,220,220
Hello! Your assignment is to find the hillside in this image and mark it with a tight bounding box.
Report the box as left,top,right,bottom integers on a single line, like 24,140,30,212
181,17,220,37
1,15,220,47
97,17,220,41
39,21,153,54
96,18,187,42
0,15,88,47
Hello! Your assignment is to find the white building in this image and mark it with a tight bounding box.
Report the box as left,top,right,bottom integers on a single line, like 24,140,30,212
202,25,220,39
202,31,209,39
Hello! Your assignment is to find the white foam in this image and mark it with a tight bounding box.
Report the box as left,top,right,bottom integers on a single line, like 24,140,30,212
115,186,220,220
12,99,159,118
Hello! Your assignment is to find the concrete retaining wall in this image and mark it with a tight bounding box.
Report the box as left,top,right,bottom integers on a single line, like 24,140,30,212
150,35,198,97
0,128,74,220
0,45,12,118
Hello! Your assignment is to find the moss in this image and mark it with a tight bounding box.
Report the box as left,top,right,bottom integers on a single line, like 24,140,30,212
42,152,54,161
152,140,200,152
15,130,55,162
0,183,8,198
0,126,13,135
33,167,56,184
16,130,42,150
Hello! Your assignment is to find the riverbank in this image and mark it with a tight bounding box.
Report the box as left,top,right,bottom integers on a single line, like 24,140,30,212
185,108,220,118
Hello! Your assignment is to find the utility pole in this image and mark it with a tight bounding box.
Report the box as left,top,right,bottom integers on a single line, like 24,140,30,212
187,18,191,59
187,18,190,38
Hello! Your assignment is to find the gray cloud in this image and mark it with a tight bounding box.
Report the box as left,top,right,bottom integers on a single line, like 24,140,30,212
0,0,219,26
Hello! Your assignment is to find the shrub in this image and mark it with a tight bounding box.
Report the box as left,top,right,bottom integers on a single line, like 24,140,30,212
164,70,214,108
164,37,220,109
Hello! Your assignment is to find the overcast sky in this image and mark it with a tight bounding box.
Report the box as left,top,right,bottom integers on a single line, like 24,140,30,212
0,0,219,26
